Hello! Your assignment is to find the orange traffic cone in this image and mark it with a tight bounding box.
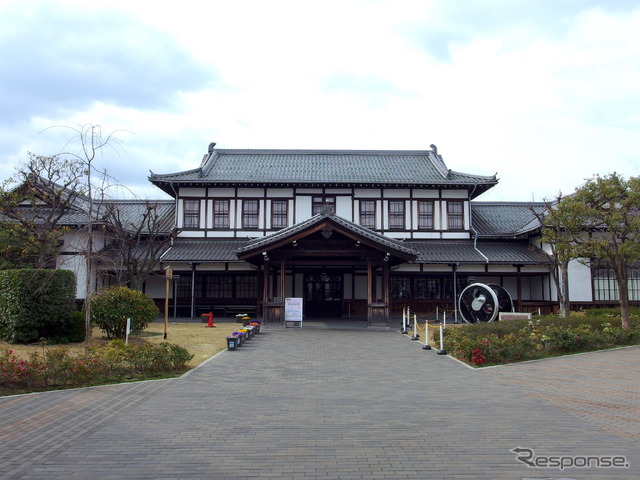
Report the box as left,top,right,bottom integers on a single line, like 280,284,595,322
202,312,216,327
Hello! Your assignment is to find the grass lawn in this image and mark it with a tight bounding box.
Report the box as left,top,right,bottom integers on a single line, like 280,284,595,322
1,320,242,369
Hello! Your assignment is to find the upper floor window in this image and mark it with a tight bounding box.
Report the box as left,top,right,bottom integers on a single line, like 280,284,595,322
312,195,335,215
359,200,376,229
271,200,288,229
213,199,230,229
447,201,464,230
388,200,405,230
183,199,200,229
417,200,434,230
242,199,259,229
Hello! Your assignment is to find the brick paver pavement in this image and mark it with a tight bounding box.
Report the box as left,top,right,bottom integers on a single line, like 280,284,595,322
0,326,638,479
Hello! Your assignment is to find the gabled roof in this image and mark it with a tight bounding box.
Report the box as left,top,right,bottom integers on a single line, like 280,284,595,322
471,202,548,238
236,211,419,261
149,145,498,198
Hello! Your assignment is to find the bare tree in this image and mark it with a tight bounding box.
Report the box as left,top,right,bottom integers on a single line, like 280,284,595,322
53,124,128,344
96,200,174,290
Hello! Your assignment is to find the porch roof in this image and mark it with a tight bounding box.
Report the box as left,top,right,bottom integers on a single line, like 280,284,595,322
404,240,551,265
159,238,550,266
236,211,419,259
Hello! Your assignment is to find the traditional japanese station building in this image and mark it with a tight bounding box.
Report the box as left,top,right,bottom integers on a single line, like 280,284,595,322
148,143,554,326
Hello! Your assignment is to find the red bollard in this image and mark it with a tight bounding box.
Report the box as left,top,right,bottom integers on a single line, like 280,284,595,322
202,312,216,328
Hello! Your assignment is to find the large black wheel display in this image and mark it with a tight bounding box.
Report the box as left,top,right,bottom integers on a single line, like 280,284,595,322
458,283,514,323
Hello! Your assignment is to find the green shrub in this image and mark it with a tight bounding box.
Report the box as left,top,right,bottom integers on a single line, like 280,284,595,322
88,286,160,339
2,340,194,392
0,269,77,343
437,314,640,367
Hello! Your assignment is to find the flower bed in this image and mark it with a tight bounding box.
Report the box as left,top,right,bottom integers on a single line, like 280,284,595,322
434,309,640,367
1,340,193,394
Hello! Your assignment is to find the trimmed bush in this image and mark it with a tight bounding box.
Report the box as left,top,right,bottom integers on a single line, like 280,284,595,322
436,313,640,367
1,340,194,392
89,286,160,339
0,269,77,344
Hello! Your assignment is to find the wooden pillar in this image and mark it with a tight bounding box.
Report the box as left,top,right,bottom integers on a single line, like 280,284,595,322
279,259,286,301
516,265,523,311
262,261,270,314
382,261,390,324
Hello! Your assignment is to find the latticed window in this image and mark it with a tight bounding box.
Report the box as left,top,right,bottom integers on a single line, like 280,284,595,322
388,201,405,230
242,200,259,229
312,196,335,215
213,199,230,229
391,276,411,299
593,267,640,301
271,200,288,229
417,200,434,230
183,199,200,228
206,275,233,298
235,276,259,298
359,200,376,228
391,276,467,300
447,201,464,230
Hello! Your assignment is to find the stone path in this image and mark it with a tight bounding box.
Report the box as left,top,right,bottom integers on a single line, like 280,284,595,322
0,327,637,479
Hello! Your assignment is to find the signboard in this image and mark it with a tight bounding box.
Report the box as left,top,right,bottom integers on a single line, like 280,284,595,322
284,297,303,327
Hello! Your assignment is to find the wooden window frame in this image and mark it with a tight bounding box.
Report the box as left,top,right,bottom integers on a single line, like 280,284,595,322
213,199,230,230
312,195,336,215
183,199,200,229
271,199,288,229
242,199,259,229
388,200,405,230
417,200,435,230
359,200,376,229
447,201,464,231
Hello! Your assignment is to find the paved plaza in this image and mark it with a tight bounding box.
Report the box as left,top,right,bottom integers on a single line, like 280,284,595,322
0,324,638,479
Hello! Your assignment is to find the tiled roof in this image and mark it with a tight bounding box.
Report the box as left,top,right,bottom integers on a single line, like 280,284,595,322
159,238,549,265
160,239,249,262
236,211,420,258
149,147,497,197
97,200,175,234
404,240,551,265
471,202,548,237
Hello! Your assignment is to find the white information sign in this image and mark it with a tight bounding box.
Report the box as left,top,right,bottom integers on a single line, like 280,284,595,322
284,297,303,327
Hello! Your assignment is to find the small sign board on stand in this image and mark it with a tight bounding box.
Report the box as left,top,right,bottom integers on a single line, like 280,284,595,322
284,297,303,327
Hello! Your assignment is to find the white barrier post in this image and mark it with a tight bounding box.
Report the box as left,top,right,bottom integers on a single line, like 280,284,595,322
437,322,447,355
423,319,432,350
401,307,407,334
443,311,447,329
411,314,419,340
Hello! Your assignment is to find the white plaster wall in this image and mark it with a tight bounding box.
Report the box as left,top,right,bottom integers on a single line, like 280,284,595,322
412,189,439,198
266,188,294,197
442,190,469,199
354,188,381,198
208,187,235,197
568,259,593,302
295,196,312,222
335,196,352,220
181,187,206,197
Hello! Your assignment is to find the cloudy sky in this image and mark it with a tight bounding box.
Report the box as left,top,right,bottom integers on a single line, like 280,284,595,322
1,0,638,201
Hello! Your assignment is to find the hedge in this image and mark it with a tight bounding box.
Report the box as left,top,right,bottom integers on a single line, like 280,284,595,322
0,269,80,344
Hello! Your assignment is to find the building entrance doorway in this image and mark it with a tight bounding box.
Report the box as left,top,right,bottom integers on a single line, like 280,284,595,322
304,272,343,318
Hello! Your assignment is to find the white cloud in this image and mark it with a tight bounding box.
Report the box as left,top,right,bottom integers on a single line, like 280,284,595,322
1,0,638,202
